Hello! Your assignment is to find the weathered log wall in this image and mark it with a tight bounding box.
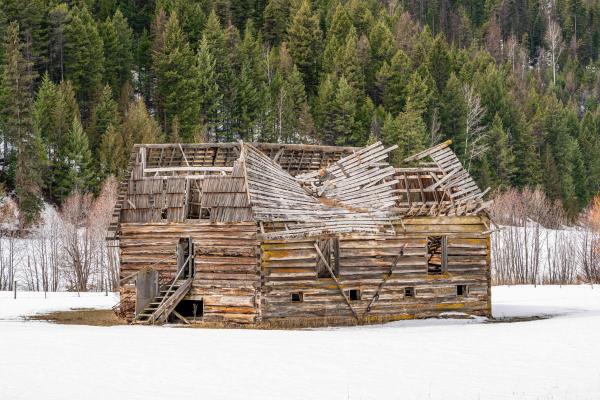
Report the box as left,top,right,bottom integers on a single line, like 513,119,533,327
260,215,490,324
119,216,489,325
119,221,259,323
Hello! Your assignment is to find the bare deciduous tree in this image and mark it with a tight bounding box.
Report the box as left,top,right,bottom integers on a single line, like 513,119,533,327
545,19,563,86
60,178,117,292
462,84,488,172
490,187,593,285
429,107,442,146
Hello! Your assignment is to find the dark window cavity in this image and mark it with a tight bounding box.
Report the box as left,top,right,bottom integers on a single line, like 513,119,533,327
348,289,361,301
427,236,448,274
316,238,340,278
291,292,303,302
186,179,202,219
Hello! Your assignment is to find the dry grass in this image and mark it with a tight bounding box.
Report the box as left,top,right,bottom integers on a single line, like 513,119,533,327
28,310,488,329
28,308,127,326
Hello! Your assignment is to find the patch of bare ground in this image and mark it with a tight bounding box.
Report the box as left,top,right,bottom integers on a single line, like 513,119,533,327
26,310,550,328
27,309,127,326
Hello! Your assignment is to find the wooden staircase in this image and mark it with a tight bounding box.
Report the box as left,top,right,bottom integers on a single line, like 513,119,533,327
133,251,195,325
133,277,193,325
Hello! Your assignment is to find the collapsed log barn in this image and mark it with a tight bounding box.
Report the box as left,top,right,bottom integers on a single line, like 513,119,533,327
110,140,492,326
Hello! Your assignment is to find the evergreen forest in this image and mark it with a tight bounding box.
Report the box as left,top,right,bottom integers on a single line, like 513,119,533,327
2,0,600,226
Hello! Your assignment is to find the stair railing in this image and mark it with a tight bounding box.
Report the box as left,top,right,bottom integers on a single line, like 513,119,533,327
150,253,193,325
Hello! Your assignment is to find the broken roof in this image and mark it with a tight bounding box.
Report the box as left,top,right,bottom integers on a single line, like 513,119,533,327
109,140,490,240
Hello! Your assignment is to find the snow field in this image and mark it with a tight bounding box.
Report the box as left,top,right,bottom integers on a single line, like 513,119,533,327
0,286,599,400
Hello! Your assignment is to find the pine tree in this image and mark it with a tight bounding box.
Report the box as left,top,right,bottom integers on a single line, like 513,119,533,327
331,76,358,146
381,110,427,166
486,114,515,187
33,74,58,193
52,81,80,152
287,0,322,93
121,98,163,153
33,74,57,148
440,74,467,156
47,3,69,82
352,96,374,146
54,116,96,200
315,73,337,144
152,11,200,140
273,44,310,143
135,28,152,100
236,22,267,141
156,0,207,44
89,85,119,152
65,6,105,120
99,123,125,177
1,22,44,226
381,49,411,115
579,112,600,196
0,0,48,76
263,0,289,45
367,19,394,89
404,71,431,117
322,3,352,74
540,145,562,202
339,27,365,93
101,9,134,96
428,35,451,92
196,35,221,139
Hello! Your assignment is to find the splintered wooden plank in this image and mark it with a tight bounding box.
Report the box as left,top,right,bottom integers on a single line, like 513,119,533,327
403,140,453,162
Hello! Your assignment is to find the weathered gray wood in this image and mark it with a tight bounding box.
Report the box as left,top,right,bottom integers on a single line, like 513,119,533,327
313,242,360,321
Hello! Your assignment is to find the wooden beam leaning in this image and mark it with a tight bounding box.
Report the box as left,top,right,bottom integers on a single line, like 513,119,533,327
313,242,360,322
403,139,453,163
363,244,407,317
171,310,190,324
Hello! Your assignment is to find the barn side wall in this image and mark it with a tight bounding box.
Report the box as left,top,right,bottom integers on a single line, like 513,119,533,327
119,221,259,323
260,216,490,324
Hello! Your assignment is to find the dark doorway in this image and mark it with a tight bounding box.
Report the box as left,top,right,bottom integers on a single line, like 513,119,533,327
173,299,203,321
177,237,194,278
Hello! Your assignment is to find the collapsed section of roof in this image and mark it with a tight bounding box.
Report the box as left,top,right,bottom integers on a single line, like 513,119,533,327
295,142,399,210
395,140,491,216
110,140,491,241
240,142,398,239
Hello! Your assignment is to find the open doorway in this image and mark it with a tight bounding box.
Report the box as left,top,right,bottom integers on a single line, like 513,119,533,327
177,237,194,279
173,299,203,322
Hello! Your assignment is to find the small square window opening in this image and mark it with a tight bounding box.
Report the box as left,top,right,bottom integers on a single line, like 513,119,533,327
291,292,303,302
348,289,361,301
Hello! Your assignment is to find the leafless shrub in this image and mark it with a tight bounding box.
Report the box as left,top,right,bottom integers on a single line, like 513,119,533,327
0,192,20,290
490,187,582,285
23,208,62,291
59,178,117,292
0,230,22,290
578,195,600,283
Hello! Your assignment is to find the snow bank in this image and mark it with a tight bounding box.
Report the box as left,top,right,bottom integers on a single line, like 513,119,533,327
1,286,599,400
493,284,600,318
0,291,117,320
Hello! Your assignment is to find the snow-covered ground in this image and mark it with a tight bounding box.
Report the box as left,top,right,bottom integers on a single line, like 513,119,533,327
1,286,599,400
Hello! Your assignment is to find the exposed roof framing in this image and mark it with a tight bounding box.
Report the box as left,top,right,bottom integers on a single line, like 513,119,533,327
396,140,491,216
109,140,490,241
241,142,397,239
